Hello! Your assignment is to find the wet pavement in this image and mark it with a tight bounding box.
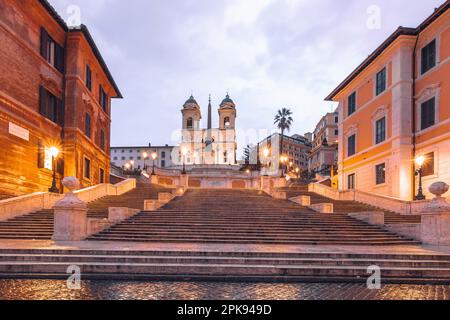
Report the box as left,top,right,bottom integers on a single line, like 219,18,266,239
0,280,449,300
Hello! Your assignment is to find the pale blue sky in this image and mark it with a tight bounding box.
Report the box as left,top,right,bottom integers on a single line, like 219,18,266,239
50,0,444,152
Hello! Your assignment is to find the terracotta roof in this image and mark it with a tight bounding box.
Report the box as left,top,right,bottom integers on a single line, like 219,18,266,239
325,0,450,101
38,0,122,98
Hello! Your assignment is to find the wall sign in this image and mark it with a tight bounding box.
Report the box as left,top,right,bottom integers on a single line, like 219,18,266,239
8,122,29,141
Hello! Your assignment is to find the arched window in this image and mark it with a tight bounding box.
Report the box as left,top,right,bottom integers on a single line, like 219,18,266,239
224,117,231,128
187,117,193,129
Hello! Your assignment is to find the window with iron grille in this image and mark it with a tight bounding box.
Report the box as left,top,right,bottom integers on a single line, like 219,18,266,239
375,163,386,185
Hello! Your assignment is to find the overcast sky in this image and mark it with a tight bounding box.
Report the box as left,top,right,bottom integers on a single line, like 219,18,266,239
51,0,444,152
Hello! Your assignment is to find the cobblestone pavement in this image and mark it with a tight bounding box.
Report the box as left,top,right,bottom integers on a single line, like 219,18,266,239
0,280,449,300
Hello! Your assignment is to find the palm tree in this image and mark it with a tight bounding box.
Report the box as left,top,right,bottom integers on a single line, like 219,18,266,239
274,108,293,155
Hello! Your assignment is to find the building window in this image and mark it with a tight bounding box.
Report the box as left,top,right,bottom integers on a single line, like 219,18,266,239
348,92,356,116
121,157,125,160
421,98,435,130
421,39,436,75
100,130,105,151
84,157,91,180
86,65,92,91
224,117,231,128
161,151,166,159
161,160,166,168
421,152,435,177
113,157,118,160
335,129,339,136
85,113,91,138
223,151,228,163
187,118,193,129
375,117,386,144
39,87,64,126
40,28,64,73
335,116,338,123
348,174,355,190
347,134,356,157
376,67,386,96
375,163,386,185
99,85,108,113
99,168,105,184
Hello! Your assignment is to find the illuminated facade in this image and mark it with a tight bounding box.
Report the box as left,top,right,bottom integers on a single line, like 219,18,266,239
326,2,449,200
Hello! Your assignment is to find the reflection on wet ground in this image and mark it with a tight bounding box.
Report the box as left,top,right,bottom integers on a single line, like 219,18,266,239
0,280,449,300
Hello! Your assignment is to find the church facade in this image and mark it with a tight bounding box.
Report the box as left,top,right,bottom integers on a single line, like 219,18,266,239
179,94,237,166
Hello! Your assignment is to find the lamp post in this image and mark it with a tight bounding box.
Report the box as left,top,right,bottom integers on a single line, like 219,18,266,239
295,167,300,179
48,147,60,193
151,152,157,175
415,155,426,201
181,146,188,174
142,152,148,170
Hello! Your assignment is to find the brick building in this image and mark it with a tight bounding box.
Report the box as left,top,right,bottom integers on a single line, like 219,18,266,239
0,0,122,198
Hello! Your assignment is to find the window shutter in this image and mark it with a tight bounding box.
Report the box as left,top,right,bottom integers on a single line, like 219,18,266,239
39,86,47,116
37,141,45,169
99,85,103,106
55,43,65,73
56,98,64,126
40,28,48,60
57,158,64,175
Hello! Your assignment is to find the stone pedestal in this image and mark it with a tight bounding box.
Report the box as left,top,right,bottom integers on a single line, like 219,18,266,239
421,212,450,245
150,175,158,184
290,195,311,206
52,177,88,241
420,182,450,246
179,174,188,188
309,203,334,214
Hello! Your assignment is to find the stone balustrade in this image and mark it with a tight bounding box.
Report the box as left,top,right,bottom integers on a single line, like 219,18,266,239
0,178,136,222
308,182,433,215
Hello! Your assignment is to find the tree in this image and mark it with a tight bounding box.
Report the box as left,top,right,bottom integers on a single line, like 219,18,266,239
274,108,293,155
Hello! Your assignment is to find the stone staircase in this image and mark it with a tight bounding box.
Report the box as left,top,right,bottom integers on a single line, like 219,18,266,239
89,189,420,245
0,248,450,283
279,184,422,225
0,183,172,240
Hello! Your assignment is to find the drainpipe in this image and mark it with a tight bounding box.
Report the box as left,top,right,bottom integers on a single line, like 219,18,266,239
411,28,421,201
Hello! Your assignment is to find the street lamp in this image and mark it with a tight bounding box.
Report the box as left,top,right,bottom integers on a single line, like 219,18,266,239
295,167,300,179
142,152,148,170
151,152,157,175
181,146,188,174
415,155,426,201
48,146,60,193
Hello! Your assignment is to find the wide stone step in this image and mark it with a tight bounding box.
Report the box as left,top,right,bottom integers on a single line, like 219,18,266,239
1,254,450,268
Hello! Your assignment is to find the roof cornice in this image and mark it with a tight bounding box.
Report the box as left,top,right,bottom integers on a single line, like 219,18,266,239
325,0,449,101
